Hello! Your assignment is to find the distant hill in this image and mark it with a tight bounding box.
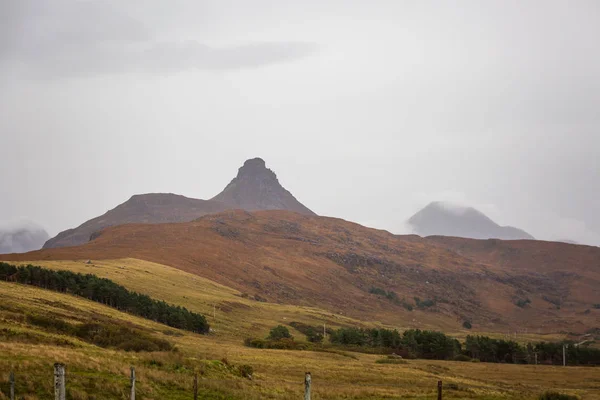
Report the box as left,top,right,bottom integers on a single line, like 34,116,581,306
43,158,314,248
0,220,49,254
5,210,599,333
408,201,534,240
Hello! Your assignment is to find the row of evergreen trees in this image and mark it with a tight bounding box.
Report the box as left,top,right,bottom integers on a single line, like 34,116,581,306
0,262,209,334
329,327,460,359
466,335,600,365
328,327,600,365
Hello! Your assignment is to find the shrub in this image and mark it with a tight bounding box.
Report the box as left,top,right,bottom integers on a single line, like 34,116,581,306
446,383,460,390
453,354,472,362
414,297,436,308
375,358,407,364
238,364,254,379
538,391,579,400
268,325,292,341
462,321,472,329
593,304,600,309
515,298,531,308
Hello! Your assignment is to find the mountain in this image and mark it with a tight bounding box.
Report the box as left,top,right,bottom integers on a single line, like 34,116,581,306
408,201,534,240
211,158,315,215
0,220,49,254
43,194,229,249
43,158,314,248
9,210,599,333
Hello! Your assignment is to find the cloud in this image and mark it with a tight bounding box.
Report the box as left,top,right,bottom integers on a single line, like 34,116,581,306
0,218,49,254
1,0,318,78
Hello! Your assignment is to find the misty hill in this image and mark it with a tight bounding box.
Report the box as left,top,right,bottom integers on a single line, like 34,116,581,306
408,201,534,240
0,220,49,254
43,158,314,248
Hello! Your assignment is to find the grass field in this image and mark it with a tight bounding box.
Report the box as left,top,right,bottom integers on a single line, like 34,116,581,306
1,259,597,399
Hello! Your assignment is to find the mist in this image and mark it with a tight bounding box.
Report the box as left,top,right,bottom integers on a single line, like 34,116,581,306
1,0,599,246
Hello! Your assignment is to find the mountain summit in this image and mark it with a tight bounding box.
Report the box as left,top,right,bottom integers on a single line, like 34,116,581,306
211,158,315,215
43,158,314,248
408,201,534,240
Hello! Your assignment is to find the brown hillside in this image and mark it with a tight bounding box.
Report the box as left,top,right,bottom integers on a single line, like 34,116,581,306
43,158,314,248
43,193,229,249
6,210,599,334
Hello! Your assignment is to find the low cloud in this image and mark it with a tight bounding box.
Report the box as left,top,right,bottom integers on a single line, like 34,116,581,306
1,0,318,78
0,218,49,254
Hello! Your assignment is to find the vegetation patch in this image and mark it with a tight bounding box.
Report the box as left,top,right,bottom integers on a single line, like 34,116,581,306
375,355,408,364
369,287,413,311
515,298,532,308
289,321,328,343
538,391,580,400
0,262,209,334
24,312,172,352
413,297,436,308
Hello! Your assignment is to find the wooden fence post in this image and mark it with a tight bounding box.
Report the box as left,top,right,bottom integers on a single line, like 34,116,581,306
54,363,66,400
193,373,198,400
9,370,14,400
437,380,442,400
304,372,311,400
130,367,136,400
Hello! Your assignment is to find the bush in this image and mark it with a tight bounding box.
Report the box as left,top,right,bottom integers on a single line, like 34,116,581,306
516,298,531,308
414,297,436,308
268,325,292,341
238,364,254,379
244,337,306,350
375,358,407,364
453,354,472,362
538,391,579,400
593,304,600,309
462,321,472,329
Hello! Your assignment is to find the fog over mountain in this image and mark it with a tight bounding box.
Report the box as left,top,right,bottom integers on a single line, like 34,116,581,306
408,202,534,240
0,219,49,254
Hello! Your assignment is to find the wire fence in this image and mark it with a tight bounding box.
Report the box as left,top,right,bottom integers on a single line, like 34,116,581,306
2,364,447,400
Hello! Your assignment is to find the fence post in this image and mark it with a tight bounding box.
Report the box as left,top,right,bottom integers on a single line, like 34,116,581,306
54,363,66,400
130,367,136,400
304,372,311,400
9,370,14,400
437,380,442,400
193,373,198,400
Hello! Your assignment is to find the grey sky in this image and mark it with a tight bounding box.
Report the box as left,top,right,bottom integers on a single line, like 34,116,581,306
1,0,599,245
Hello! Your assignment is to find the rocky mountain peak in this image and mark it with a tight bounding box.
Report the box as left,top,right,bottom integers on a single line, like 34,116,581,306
211,158,315,216
236,157,276,180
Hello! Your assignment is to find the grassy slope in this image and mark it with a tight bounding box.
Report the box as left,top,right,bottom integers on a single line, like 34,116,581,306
2,259,598,399
4,210,599,335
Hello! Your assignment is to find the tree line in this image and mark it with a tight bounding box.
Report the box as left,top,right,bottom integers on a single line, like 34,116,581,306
296,325,600,365
0,262,209,334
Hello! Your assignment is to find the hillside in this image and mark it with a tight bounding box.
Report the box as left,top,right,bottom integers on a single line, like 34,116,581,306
408,202,534,240
43,158,314,249
3,276,597,399
5,210,599,334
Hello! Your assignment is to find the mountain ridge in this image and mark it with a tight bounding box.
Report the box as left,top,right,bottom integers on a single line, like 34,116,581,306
43,158,314,248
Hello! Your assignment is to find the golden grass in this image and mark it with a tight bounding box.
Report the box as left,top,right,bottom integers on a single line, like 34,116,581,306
11,258,378,339
1,259,597,399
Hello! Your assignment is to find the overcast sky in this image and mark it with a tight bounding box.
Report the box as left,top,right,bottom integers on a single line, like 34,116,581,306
1,0,599,246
